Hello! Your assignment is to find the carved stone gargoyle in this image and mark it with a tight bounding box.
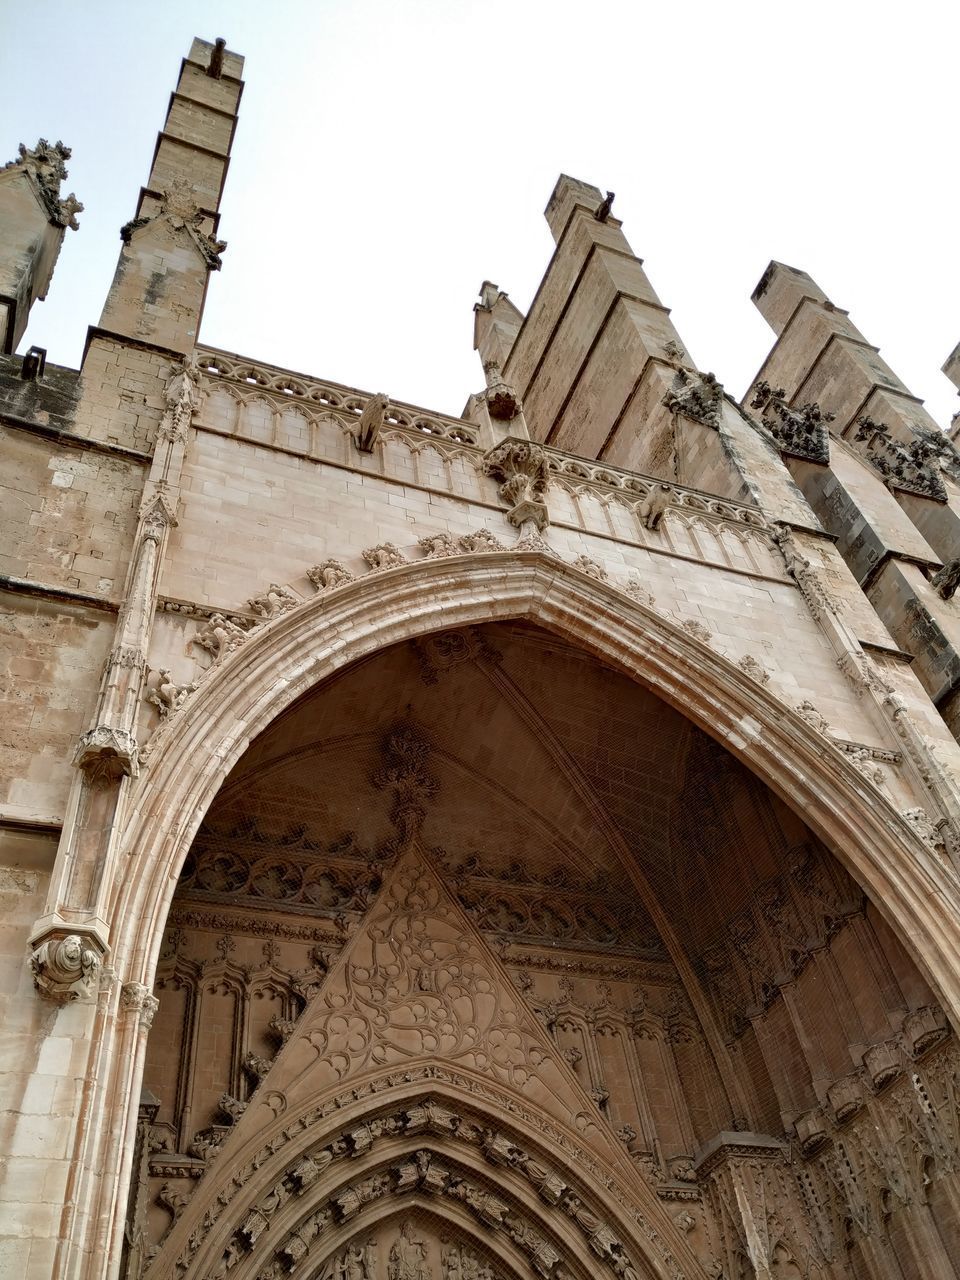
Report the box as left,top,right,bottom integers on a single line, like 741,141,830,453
482,439,550,531
356,392,389,452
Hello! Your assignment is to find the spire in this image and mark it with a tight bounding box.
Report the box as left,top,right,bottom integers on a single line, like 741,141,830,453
96,37,243,354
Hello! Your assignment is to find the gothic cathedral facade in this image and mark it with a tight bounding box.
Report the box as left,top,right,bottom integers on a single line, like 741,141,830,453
2,36,960,1280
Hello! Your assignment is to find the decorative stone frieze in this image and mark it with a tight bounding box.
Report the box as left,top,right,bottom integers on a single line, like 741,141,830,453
3,137,83,228
749,381,833,463
121,178,227,269
482,439,550,531
662,369,723,427
31,932,103,1001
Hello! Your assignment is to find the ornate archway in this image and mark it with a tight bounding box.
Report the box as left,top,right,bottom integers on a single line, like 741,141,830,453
74,552,960,1279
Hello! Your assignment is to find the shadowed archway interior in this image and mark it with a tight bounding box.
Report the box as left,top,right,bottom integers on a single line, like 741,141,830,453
127,623,958,1280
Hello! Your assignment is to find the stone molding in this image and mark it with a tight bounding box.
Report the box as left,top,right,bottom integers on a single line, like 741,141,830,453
121,179,227,270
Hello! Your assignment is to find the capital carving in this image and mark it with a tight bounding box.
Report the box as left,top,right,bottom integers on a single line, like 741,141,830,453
120,981,160,1028
74,725,139,783
3,138,83,229
482,439,550,531
31,932,103,1001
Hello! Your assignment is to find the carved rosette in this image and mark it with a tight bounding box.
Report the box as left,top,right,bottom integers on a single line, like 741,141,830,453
31,932,103,1001
482,439,550,532
3,138,83,229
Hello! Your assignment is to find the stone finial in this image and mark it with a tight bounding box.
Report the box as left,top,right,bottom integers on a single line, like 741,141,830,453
749,381,833,464
482,439,550,531
31,933,102,1001
663,369,723,428
3,138,83,229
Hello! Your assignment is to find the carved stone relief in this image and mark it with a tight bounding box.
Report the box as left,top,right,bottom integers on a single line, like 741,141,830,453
482,440,551,532
749,382,833,464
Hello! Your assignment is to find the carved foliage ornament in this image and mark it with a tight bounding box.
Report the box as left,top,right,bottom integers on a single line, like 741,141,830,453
3,137,83,228
482,439,551,532
749,381,833,464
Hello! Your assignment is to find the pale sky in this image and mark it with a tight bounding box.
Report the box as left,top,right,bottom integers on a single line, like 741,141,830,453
3,0,958,429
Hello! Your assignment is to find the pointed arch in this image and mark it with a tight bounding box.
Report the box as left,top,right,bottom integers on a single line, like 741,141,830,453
112,551,960,1016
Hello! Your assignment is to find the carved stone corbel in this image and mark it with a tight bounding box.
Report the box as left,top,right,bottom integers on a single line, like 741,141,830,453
30,931,104,1001
482,439,550,531
74,725,139,783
